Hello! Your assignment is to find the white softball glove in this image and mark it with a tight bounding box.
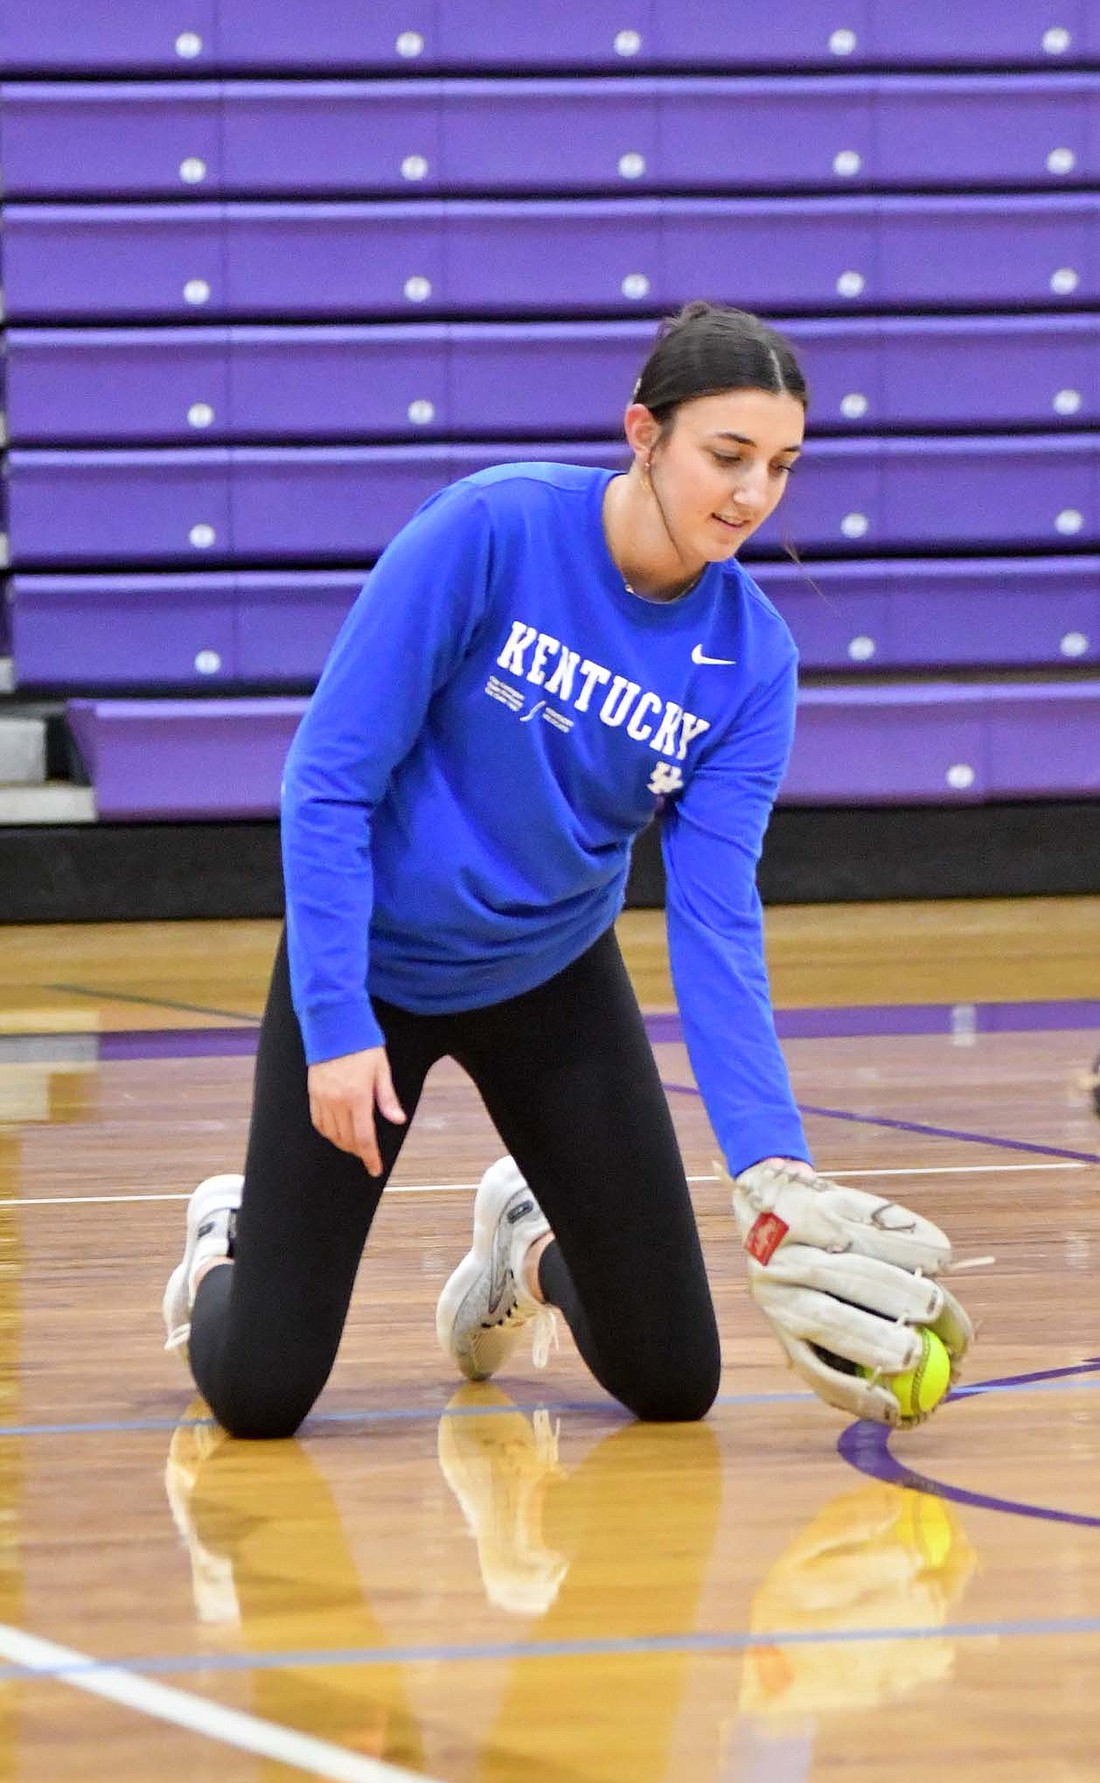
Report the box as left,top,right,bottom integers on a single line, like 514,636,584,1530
732,1161,974,1427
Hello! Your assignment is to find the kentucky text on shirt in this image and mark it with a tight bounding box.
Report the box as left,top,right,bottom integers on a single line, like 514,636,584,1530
496,620,712,761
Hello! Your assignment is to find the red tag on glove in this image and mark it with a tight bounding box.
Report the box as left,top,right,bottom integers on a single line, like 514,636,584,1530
745,1211,789,1265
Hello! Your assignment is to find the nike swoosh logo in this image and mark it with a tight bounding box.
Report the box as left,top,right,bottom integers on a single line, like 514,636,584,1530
485,1246,511,1319
691,645,737,665
484,1193,536,1318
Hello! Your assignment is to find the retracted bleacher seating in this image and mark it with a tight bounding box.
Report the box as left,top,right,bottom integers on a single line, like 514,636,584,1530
1,1,1097,824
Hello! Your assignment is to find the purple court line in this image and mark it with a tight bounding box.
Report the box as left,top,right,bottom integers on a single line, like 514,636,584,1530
8,1030,1096,1163
952,1356,1100,1396
7,1373,1100,1443
838,1356,1100,1529
6,1612,1100,1686
0,1388,811,1442
98,1028,259,1060
797,1101,1100,1166
661,1079,1100,1166
28,1032,1100,1166
4,995,1098,1063
647,999,1100,1043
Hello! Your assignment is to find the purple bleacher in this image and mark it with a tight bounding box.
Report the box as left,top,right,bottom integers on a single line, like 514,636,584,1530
218,0,637,73
5,196,1098,322
5,12,1097,839
14,559,1098,691
986,686,1100,799
793,316,1100,432
5,329,234,444
7,317,1099,445
437,73,1100,191
0,0,220,74
63,679,1100,820
227,448,459,559
860,75,1097,186
786,684,1100,803
4,1,1097,73
66,698,305,819
232,570,364,678
649,2,1100,68
759,558,1100,670
5,203,226,323
789,435,1098,555
0,85,224,198
9,572,364,688
5,76,1096,197
7,438,1097,566
18,577,237,688
789,687,986,802
7,450,235,564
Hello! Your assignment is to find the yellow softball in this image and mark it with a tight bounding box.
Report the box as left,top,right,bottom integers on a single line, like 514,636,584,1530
863,1327,952,1419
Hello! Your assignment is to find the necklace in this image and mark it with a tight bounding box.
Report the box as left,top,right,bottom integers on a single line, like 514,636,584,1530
605,474,705,602
623,567,705,603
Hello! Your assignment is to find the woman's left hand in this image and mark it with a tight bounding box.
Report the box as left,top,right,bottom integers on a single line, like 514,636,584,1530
307,1045,406,1177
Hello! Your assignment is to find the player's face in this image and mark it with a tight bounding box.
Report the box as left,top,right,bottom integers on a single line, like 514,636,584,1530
652,389,805,561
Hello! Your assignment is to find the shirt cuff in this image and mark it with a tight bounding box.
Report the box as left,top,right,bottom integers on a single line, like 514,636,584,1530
300,995,385,1064
725,1113,812,1180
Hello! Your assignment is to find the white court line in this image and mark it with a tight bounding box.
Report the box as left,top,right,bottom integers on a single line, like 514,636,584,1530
0,1623,432,1783
825,1162,1089,1178
0,1178,711,1206
12,1193,196,1206
5,1161,1087,1208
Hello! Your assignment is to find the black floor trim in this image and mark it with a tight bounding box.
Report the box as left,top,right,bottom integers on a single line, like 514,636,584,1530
2,800,1098,924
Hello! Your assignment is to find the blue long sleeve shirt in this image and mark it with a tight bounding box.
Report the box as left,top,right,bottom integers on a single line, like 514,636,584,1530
281,462,810,1174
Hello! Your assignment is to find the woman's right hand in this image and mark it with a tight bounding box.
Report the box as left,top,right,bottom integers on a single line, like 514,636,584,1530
307,1046,407,1177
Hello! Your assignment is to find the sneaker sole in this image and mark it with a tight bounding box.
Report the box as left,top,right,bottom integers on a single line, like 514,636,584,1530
162,1173,243,1352
435,1162,532,1380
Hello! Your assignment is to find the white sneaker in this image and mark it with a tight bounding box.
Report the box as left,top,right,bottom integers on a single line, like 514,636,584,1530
162,1174,243,1353
436,1157,555,1382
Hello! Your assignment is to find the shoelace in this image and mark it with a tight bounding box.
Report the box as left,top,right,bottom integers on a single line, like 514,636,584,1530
530,1307,559,1371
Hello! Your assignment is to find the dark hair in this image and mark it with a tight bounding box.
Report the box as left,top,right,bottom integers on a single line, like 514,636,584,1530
633,300,808,427
634,301,819,594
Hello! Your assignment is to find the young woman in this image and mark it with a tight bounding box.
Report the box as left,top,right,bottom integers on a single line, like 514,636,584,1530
163,301,971,1438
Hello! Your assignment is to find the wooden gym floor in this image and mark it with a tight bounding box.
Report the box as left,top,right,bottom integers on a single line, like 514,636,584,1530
0,897,1098,1781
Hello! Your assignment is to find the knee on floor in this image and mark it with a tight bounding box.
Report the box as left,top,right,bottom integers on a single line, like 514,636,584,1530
620,1346,722,1424
628,1381,719,1424
217,1402,307,1441
204,1370,322,1442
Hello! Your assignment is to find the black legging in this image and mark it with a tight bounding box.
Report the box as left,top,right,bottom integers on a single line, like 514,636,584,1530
189,927,721,1437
